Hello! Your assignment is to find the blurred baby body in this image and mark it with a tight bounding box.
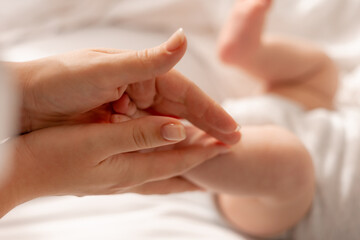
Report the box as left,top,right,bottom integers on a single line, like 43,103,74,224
185,0,360,239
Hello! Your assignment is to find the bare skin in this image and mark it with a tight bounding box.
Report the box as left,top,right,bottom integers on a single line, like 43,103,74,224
107,1,338,236
217,0,338,110
182,0,339,237
0,30,240,218
115,96,315,238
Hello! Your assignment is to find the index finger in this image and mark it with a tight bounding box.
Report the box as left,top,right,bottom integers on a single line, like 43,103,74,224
149,70,241,144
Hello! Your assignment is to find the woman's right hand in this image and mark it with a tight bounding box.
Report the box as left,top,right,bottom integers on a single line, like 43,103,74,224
0,115,229,217
7,29,240,145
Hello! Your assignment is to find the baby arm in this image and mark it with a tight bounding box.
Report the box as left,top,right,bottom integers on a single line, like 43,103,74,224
184,125,314,238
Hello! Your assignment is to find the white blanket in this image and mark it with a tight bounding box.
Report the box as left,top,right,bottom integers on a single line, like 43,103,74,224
0,0,359,239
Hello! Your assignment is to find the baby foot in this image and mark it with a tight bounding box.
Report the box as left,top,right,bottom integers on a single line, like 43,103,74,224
218,0,272,65
111,94,150,123
112,94,137,116
110,94,137,123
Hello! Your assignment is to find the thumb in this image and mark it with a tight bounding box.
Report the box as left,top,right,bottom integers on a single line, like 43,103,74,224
107,28,187,88
83,116,187,159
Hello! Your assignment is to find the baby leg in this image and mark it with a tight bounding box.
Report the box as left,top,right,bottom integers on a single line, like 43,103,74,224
184,125,314,237
218,0,338,110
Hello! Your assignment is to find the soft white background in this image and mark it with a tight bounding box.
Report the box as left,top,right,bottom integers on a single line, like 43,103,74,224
0,0,359,239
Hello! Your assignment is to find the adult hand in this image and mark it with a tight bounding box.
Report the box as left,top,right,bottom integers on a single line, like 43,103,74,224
7,29,240,144
0,116,229,217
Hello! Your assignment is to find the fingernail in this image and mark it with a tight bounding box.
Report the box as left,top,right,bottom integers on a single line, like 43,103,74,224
162,123,186,141
165,28,185,52
235,124,241,132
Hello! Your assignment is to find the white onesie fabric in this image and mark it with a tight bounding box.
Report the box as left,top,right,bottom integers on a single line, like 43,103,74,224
223,94,360,240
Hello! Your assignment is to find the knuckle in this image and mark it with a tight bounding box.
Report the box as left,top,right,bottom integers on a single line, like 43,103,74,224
132,125,152,149
135,49,156,78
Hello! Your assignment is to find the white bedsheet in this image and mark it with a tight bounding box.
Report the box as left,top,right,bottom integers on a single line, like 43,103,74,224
1,0,360,239
0,193,245,240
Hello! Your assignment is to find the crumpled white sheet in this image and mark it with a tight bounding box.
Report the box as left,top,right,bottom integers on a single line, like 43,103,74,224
0,0,359,239
1,0,359,104
0,0,228,48
265,0,360,107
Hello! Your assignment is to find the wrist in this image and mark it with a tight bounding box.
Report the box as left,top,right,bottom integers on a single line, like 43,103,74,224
0,174,21,218
0,138,44,217
4,61,36,133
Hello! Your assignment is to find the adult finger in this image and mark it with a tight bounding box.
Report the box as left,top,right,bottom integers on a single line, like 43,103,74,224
130,177,202,195
149,70,241,144
104,142,230,186
103,28,187,88
82,116,188,159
